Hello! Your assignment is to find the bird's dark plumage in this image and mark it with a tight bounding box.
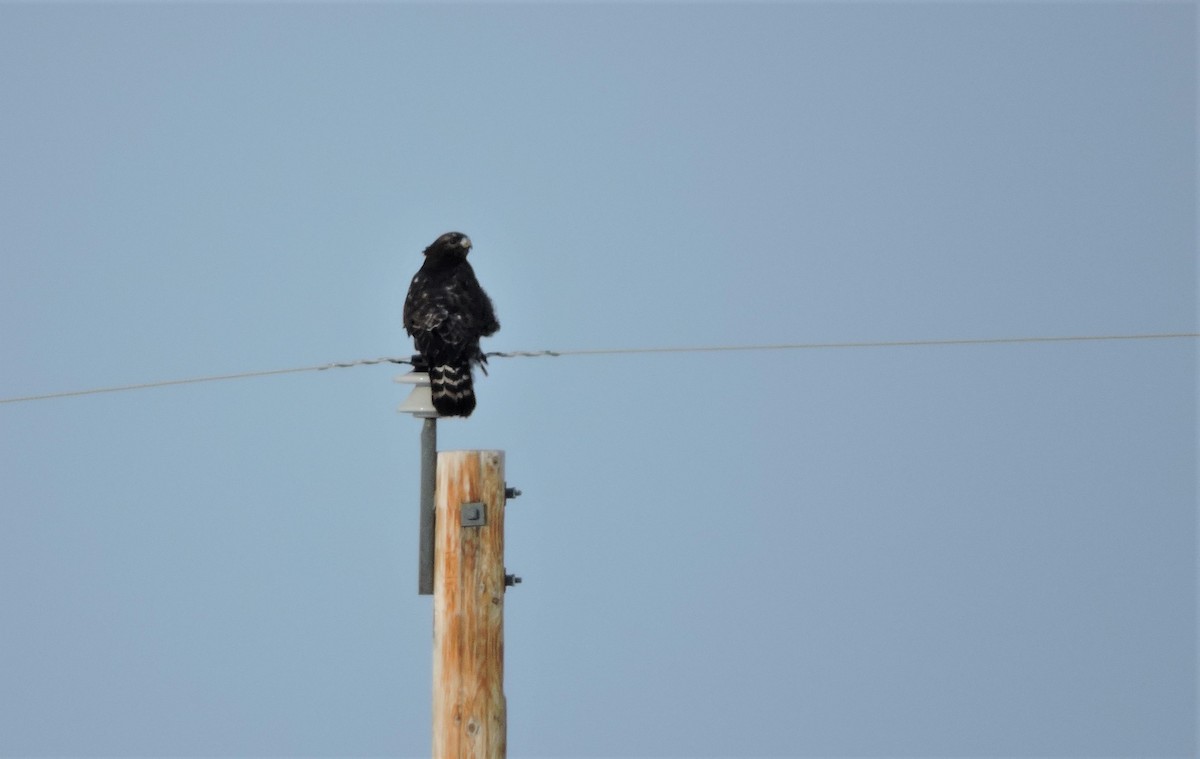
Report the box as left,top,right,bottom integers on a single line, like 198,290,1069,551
403,232,499,417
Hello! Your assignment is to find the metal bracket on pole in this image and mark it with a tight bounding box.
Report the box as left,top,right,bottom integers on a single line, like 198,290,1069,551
397,362,439,596
417,418,437,594
461,502,487,527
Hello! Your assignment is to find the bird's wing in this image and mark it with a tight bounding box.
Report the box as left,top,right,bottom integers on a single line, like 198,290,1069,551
452,265,500,337
406,274,478,355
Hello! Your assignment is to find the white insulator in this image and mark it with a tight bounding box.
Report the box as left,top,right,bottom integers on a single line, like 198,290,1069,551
396,371,439,418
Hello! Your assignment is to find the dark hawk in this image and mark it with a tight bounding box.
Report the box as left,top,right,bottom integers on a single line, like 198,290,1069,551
403,231,499,417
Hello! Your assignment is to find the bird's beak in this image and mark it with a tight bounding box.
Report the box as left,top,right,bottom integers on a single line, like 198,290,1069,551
460,236,472,250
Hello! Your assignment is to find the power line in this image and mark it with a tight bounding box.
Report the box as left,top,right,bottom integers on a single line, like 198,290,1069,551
0,357,411,405
1,331,1195,406
486,331,1200,358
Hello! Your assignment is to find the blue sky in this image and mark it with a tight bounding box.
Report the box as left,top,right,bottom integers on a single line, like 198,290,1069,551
0,3,1195,758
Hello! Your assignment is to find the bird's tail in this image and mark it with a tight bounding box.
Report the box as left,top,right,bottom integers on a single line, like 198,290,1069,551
429,362,476,417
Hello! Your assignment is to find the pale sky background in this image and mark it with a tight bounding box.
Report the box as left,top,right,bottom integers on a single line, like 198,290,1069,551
0,3,1196,758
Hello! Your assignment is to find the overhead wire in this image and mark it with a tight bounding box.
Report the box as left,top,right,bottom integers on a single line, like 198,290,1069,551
0,357,412,405
484,331,1200,358
0,331,1195,405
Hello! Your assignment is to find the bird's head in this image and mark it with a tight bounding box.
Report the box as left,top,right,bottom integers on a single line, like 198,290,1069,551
426,231,472,259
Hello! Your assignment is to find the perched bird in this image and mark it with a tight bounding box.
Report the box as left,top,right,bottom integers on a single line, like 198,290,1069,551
403,232,500,417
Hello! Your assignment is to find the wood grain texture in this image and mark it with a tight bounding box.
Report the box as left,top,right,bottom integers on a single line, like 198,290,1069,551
433,450,506,759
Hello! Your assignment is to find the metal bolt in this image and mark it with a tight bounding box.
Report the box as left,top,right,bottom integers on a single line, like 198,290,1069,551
504,573,522,587
505,486,521,500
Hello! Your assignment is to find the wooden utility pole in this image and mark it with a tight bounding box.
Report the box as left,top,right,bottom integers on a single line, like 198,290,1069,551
433,450,508,759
